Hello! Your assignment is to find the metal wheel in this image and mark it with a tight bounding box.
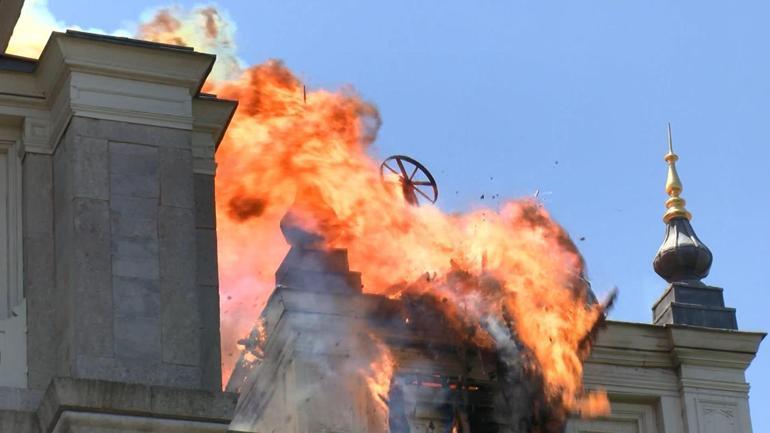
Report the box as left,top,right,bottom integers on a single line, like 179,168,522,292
380,155,438,206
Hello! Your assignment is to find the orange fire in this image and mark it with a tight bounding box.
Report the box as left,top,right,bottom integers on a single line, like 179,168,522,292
6,3,612,422
365,338,396,427
136,5,612,419
203,61,610,417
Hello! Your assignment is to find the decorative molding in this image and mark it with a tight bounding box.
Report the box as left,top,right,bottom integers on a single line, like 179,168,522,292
695,399,741,433
52,411,229,433
582,364,680,396
22,116,52,154
566,401,660,433
69,71,194,127
36,32,215,99
667,325,765,355
0,134,25,396
0,138,23,318
2,32,236,161
192,97,237,175
38,378,236,432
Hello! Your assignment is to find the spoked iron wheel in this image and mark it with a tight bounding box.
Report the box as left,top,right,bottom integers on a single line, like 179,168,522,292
380,155,439,206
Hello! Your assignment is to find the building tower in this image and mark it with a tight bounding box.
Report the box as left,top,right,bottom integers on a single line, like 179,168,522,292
0,4,239,430
652,124,738,329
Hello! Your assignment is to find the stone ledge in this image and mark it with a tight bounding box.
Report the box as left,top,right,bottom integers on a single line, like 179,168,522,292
53,411,228,433
0,409,40,433
38,378,236,433
0,386,44,412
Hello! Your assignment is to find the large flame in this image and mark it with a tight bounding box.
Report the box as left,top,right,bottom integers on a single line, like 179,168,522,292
9,3,611,422
365,338,396,430
204,61,609,417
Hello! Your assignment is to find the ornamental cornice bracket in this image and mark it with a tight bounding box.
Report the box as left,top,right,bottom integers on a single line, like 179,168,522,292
22,116,53,155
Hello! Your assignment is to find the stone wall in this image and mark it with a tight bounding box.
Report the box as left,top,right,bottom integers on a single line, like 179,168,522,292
24,116,223,391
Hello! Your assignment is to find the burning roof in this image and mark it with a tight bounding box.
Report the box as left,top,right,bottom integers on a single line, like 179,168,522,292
15,5,614,428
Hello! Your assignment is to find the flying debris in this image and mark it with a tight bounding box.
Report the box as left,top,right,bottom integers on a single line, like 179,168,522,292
380,155,439,206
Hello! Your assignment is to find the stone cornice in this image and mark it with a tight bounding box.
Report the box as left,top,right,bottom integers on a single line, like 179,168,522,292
36,32,215,99
0,31,238,160
666,325,765,354
37,378,236,433
192,96,237,175
587,321,765,371
34,32,215,155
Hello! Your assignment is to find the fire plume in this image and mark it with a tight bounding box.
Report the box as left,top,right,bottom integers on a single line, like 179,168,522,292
205,60,611,419
365,339,396,425
10,2,613,424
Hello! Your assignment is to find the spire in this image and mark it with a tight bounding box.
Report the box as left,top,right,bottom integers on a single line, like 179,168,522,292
651,124,736,329
654,124,711,284
662,123,692,222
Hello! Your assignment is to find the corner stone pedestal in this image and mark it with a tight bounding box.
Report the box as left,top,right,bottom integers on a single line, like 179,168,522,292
0,377,237,433
653,282,738,329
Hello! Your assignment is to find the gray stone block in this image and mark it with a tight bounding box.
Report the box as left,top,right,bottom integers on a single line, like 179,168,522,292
195,228,218,286
72,356,201,389
652,283,738,329
161,277,201,366
157,205,200,365
36,377,236,433
22,154,53,237
110,195,157,240
194,174,216,229
113,276,161,319
159,147,194,209
72,136,109,200
110,141,159,198
22,154,58,390
0,387,44,412
198,283,222,391
150,386,236,421
112,235,159,262
655,302,738,330
71,198,113,358
22,234,55,290
114,313,162,362
71,117,191,149
39,117,220,391
0,410,39,433
158,206,196,281
112,255,160,280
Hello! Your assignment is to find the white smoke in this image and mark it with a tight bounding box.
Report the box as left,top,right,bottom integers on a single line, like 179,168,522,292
6,0,243,81
6,0,130,58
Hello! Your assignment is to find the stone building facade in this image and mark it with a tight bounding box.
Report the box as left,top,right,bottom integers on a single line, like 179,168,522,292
0,4,765,433
0,7,238,431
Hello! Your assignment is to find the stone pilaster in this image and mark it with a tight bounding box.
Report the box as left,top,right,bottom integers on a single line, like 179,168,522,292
49,116,214,389
669,326,762,433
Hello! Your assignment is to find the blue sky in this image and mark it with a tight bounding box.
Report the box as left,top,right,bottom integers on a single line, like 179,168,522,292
47,0,769,429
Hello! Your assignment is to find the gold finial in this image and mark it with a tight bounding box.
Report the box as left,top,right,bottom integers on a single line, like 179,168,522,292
662,123,692,223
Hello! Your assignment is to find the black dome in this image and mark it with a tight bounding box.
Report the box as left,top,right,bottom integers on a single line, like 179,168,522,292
653,217,712,284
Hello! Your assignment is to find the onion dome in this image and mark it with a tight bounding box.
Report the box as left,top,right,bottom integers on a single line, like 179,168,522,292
652,124,713,284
